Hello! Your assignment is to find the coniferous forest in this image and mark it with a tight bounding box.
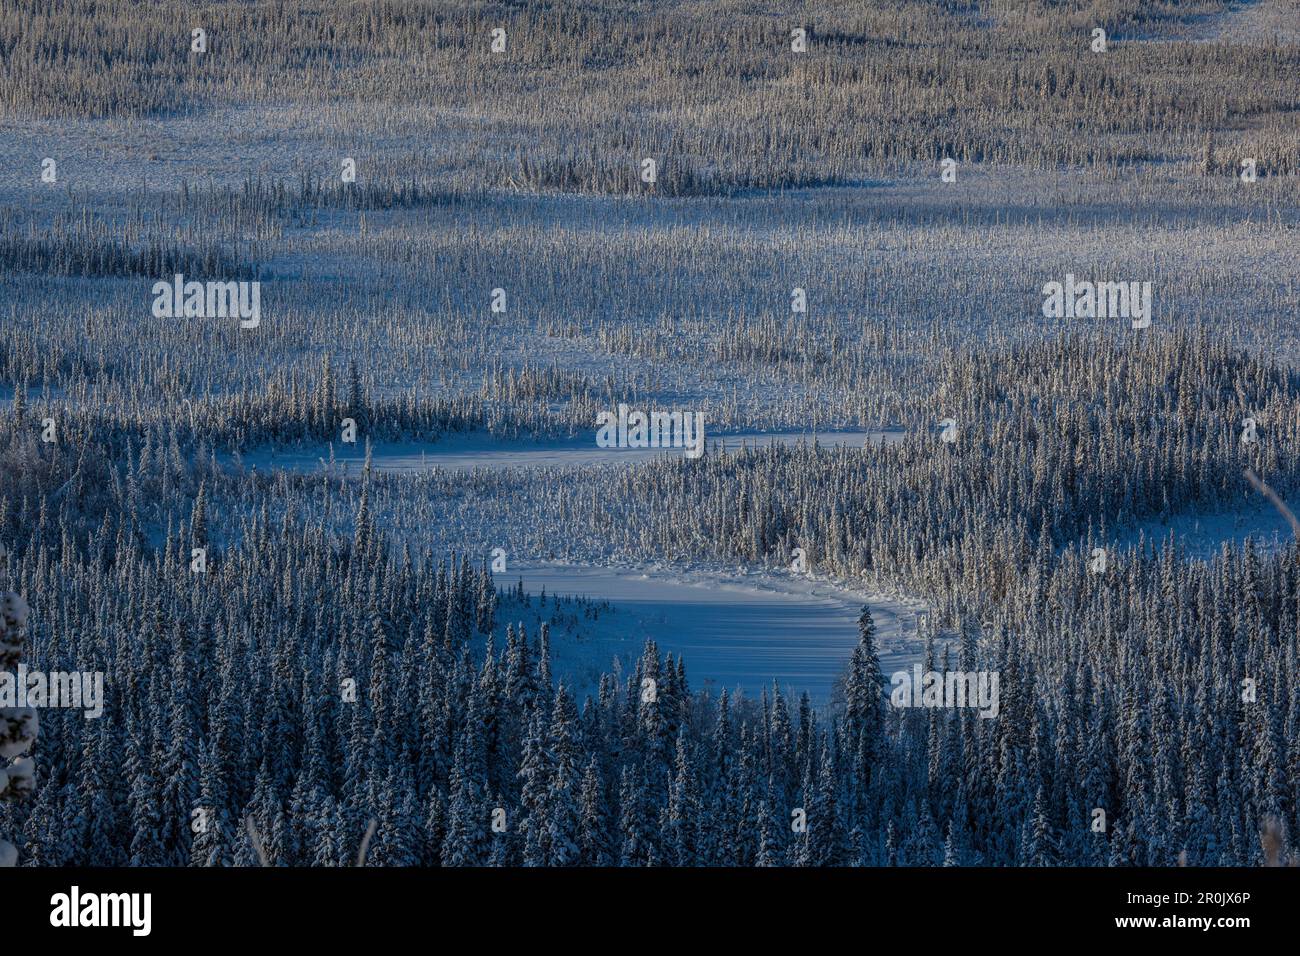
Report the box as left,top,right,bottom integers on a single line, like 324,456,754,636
0,1,1297,873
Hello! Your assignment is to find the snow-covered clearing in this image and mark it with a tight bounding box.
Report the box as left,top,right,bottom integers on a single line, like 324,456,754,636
234,429,904,474
501,562,931,707
1186,0,1300,43
1118,498,1297,559
1132,0,1300,44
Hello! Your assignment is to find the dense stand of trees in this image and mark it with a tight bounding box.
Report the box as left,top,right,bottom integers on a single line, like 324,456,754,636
0,332,1296,866
1,508,1295,865
0,589,35,867
2,0,1296,869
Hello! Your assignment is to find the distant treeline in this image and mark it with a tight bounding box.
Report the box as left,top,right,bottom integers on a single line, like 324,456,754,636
2,1,1296,188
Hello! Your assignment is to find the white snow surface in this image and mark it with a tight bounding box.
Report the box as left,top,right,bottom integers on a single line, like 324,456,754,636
234,429,904,474
500,561,932,707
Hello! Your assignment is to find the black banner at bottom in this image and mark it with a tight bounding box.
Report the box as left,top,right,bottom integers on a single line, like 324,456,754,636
12,866,1285,940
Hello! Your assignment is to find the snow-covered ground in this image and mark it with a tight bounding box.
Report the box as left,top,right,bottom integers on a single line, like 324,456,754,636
500,562,931,706
233,429,904,474
1130,0,1300,44
1118,498,1297,559
1184,0,1300,43
229,429,925,705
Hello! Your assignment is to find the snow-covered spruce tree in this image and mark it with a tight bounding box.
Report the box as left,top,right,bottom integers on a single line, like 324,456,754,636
0,590,35,867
